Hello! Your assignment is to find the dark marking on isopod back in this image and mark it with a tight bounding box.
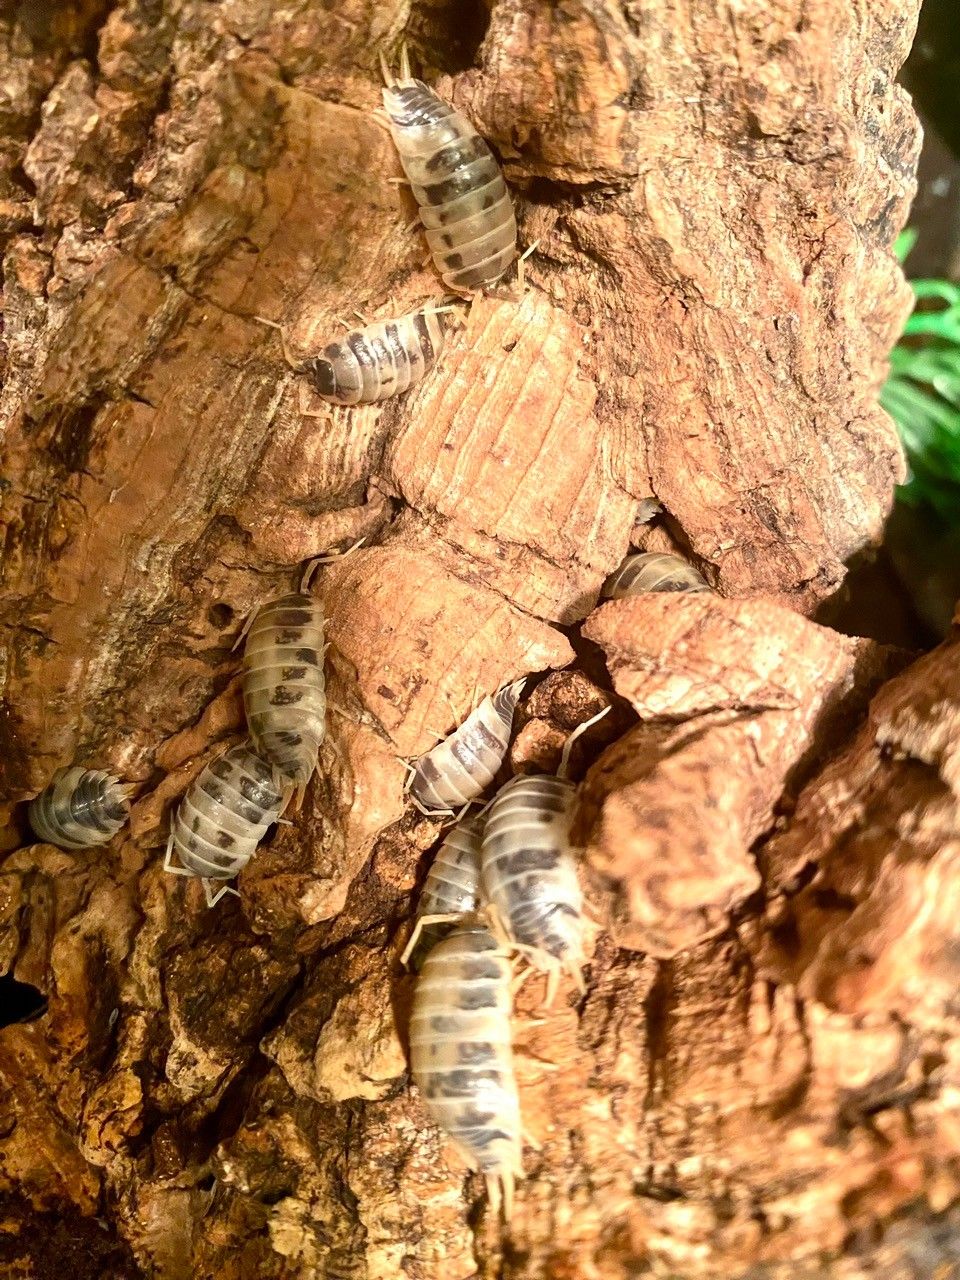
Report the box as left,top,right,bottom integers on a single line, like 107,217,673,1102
309,358,337,398
456,985,497,1011
270,686,304,707
457,1042,497,1065
413,313,434,364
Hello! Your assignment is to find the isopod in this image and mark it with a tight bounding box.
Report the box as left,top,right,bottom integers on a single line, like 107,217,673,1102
480,708,609,1003
302,305,451,406
409,921,523,1217
381,49,518,293
408,679,526,816
401,811,484,968
163,743,287,907
242,592,326,798
601,551,710,599
28,767,131,850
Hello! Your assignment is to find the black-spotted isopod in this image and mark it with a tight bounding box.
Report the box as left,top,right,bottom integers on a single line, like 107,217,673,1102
242,592,327,800
163,743,287,907
302,304,451,406
28,767,131,850
480,709,609,1003
381,49,518,294
409,921,523,1217
601,551,710,599
408,679,526,816
401,811,484,968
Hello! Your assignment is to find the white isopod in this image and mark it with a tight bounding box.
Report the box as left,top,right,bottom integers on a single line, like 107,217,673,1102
163,743,287,906
409,921,524,1218
242,592,326,801
401,811,484,968
480,709,609,1003
381,48,518,294
28,767,131,850
407,679,526,816
601,551,710,599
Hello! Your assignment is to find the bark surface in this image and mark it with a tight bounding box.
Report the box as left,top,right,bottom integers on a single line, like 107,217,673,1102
0,1,943,1277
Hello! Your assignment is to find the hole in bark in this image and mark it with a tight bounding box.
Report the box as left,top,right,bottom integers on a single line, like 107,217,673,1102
0,973,47,1027
207,602,234,630
44,400,101,475
407,0,490,75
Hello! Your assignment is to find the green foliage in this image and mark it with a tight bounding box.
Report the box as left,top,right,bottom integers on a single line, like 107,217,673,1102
881,229,960,523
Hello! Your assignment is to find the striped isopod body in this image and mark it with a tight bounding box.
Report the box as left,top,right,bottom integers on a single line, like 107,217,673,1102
382,55,517,293
601,551,711,599
242,592,326,797
481,772,585,1005
409,679,525,815
401,811,484,968
28,767,131,850
304,305,449,406
409,921,523,1217
164,743,286,907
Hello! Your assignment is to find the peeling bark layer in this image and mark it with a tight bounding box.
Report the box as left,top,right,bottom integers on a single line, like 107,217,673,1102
0,0,941,1277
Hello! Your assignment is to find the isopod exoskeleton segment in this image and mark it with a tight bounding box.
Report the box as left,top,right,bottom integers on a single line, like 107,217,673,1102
382,53,517,294
242,592,326,799
28,767,131,850
601,551,710,599
409,921,523,1218
163,743,286,907
409,679,526,816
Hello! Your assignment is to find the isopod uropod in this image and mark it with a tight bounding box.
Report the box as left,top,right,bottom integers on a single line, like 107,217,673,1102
480,708,609,1003
302,305,451,406
242,592,327,800
163,743,287,907
28,767,131,850
408,679,526,816
409,921,524,1217
401,811,484,968
381,49,518,294
601,551,710,599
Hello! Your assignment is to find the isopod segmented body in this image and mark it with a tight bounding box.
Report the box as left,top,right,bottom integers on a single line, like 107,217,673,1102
242,592,326,796
382,58,517,293
481,773,586,1004
164,743,286,906
601,551,710,599
28,767,131,850
402,812,484,968
409,680,525,815
410,922,523,1217
304,306,449,406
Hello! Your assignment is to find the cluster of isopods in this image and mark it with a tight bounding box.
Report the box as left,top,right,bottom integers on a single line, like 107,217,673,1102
23,40,716,1226
401,683,611,1218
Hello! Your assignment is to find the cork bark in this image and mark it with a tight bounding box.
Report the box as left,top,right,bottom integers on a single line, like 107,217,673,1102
0,1,944,1277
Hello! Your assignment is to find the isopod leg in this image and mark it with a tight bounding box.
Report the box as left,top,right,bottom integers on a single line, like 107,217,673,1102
162,833,193,877
522,1126,543,1152
300,535,366,591
486,1173,502,1219
399,912,465,967
297,382,335,422
203,879,240,908
253,313,303,371
515,240,539,299
557,704,612,780
231,602,261,653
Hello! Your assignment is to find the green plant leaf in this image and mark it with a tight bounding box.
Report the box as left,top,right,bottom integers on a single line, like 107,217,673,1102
883,235,960,521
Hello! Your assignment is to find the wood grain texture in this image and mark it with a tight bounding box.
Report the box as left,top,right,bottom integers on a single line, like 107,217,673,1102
0,0,947,1277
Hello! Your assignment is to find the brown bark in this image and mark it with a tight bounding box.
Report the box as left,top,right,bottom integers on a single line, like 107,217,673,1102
0,1,943,1277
